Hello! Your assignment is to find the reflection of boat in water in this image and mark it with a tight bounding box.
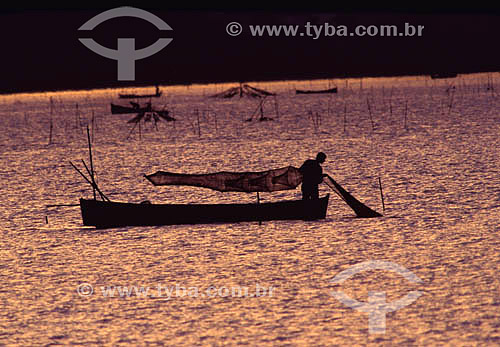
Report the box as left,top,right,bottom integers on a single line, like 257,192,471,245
80,195,329,228
431,73,458,79
296,87,338,94
119,86,162,99
110,103,152,114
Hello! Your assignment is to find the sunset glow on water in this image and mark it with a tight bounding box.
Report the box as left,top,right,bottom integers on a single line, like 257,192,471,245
1,74,499,345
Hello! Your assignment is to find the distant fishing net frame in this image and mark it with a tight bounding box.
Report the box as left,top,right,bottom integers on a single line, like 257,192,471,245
209,83,276,99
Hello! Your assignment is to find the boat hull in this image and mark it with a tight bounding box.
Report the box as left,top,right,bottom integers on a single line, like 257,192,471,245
80,195,329,228
119,92,162,99
296,87,337,94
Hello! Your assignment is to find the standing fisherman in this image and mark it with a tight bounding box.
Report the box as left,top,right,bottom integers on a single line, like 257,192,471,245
299,152,327,200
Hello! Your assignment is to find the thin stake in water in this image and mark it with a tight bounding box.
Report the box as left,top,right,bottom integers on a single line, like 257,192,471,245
257,192,262,226
367,98,375,131
378,177,385,212
273,95,280,120
404,99,408,131
343,102,347,134
86,126,96,200
197,110,201,137
48,97,54,145
75,103,81,133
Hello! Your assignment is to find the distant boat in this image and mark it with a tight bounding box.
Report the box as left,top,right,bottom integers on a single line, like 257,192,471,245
111,103,152,114
296,87,338,94
431,73,458,79
119,86,162,99
80,195,329,228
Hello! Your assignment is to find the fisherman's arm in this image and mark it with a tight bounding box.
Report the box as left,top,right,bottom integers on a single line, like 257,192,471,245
318,167,325,183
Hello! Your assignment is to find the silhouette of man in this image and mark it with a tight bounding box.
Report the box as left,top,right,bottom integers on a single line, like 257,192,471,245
299,152,326,200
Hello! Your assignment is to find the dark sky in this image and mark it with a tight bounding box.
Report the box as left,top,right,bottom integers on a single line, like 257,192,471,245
0,6,499,94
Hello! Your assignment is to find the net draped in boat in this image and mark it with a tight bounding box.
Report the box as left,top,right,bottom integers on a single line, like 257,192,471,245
145,166,303,192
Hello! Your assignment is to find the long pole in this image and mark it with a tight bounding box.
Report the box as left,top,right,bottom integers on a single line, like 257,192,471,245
197,111,201,137
48,97,53,145
404,99,408,131
75,103,80,132
249,97,266,121
343,102,347,134
126,121,139,140
69,161,109,201
87,126,96,200
81,159,108,201
257,192,262,226
273,95,280,120
378,177,385,212
367,98,374,132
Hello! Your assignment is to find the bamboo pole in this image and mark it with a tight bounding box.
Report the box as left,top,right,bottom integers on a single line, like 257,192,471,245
404,99,408,131
257,192,262,226
86,126,96,200
196,110,201,137
343,102,347,134
126,121,139,140
327,96,331,118
213,111,218,135
367,98,374,131
273,95,280,120
75,103,80,132
81,159,107,201
48,97,54,145
378,177,385,212
48,118,53,145
91,110,95,141
448,91,454,115
69,161,109,201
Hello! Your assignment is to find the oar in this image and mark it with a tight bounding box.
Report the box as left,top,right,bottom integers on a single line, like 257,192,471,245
324,174,382,218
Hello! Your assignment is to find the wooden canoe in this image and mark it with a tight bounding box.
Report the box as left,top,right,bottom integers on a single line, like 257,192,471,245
80,195,329,228
119,91,162,99
296,87,337,94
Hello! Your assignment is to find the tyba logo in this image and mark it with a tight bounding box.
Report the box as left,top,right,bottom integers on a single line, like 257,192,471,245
330,260,423,334
78,7,173,81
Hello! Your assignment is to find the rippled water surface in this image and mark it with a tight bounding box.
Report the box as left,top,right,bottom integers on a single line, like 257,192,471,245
1,74,499,345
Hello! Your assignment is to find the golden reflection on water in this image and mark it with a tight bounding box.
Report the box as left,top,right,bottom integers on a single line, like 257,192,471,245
0,73,499,345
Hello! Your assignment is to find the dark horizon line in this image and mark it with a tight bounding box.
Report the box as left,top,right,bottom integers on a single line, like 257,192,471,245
2,68,498,96
1,5,499,14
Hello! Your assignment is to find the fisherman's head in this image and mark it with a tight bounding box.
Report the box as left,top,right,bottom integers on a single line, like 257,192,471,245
316,152,326,164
